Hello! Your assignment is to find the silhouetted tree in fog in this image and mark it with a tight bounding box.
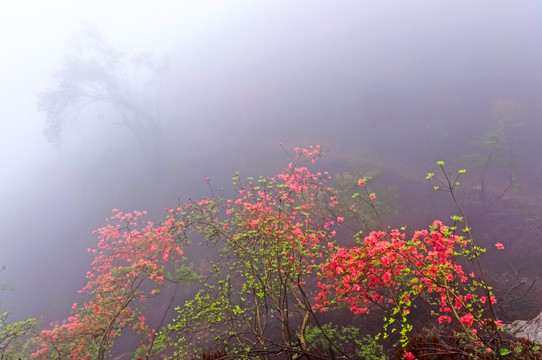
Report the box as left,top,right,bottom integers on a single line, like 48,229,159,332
39,24,167,162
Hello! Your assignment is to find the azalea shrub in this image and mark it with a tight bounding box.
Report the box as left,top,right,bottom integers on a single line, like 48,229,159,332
31,210,187,360
25,146,523,359
316,221,501,357
316,163,505,359
147,146,341,359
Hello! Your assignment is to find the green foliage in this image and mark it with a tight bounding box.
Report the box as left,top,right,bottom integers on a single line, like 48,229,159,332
158,279,241,358
0,311,35,359
500,348,512,356
304,323,388,360
0,267,36,359
172,262,200,285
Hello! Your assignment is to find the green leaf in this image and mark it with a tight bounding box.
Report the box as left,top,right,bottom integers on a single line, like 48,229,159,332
425,172,434,179
499,348,512,356
437,160,445,166
458,169,467,174
433,185,439,190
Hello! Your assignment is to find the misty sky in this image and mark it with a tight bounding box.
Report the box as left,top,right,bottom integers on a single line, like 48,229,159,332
1,0,541,324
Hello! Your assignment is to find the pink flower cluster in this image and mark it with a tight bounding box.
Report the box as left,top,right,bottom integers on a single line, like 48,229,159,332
315,220,500,336
32,211,183,359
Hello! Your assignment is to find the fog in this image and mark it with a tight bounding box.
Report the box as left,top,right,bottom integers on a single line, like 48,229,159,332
1,0,542,345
